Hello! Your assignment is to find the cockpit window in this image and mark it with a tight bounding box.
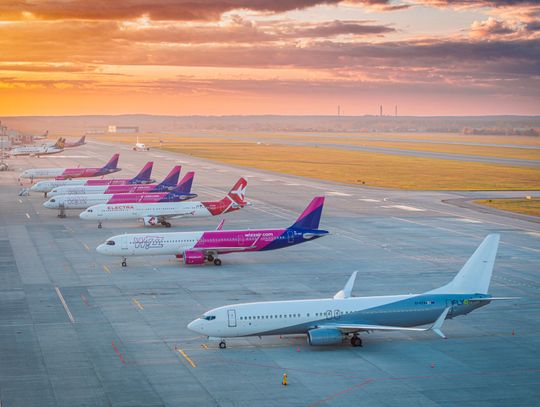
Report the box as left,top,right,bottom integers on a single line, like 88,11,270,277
106,240,115,246
203,315,216,321
50,199,55,202
87,209,93,212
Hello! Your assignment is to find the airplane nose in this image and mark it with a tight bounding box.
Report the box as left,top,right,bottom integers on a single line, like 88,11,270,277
96,244,105,254
187,319,202,333
79,211,89,219
43,201,53,209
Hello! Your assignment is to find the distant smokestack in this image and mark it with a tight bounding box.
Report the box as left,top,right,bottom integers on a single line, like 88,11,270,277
395,105,397,117
380,105,383,117
337,105,340,117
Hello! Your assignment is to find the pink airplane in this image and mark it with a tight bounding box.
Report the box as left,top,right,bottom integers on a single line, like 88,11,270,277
21,153,121,180
30,162,154,195
43,172,196,210
96,197,328,267
47,165,181,197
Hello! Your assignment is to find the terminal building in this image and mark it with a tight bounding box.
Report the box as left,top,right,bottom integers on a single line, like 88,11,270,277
107,125,139,134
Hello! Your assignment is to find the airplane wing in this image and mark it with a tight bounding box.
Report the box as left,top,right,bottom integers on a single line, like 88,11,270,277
466,297,520,302
320,307,451,339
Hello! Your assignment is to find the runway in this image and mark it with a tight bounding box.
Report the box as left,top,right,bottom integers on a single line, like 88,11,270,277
0,140,539,406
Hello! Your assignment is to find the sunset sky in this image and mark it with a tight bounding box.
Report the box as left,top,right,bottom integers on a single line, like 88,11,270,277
0,0,539,116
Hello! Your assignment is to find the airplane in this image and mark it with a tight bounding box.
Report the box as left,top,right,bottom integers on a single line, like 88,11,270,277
133,136,149,151
48,165,180,197
43,171,195,211
80,177,249,228
10,137,64,157
96,196,328,267
64,135,86,148
30,161,154,195
20,153,121,180
187,234,515,349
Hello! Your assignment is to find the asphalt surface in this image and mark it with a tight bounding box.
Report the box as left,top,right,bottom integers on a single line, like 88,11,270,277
0,140,539,406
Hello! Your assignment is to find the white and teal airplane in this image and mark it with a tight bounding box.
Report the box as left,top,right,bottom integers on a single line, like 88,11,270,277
188,234,515,349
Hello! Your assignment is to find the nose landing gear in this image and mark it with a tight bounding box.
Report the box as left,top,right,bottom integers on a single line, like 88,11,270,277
121,258,127,267
219,340,226,349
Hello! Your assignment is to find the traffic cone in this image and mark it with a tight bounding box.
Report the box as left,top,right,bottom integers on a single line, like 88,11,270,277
282,373,288,386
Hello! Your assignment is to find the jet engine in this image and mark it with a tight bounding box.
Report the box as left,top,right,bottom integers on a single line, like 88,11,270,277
183,250,205,265
307,328,343,346
143,216,158,226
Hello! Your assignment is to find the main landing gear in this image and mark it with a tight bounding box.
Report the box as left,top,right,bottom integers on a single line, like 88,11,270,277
350,334,362,347
206,254,222,266
97,222,102,229
219,340,227,349
121,258,127,267
160,221,171,228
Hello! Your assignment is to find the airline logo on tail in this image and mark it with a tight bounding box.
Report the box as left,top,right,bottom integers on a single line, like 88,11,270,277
228,178,248,205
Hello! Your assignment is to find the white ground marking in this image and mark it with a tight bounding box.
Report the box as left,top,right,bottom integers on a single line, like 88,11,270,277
382,205,425,212
454,218,482,223
55,286,75,323
285,183,300,186
326,191,352,197
358,198,381,202
216,169,229,173
25,213,30,219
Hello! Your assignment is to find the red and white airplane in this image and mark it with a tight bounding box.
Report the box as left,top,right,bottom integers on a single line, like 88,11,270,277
30,161,154,195
79,178,249,228
21,153,121,180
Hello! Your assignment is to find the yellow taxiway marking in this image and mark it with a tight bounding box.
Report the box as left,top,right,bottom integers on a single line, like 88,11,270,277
25,213,30,219
103,265,111,274
83,243,90,252
132,298,144,310
201,344,209,349
176,348,196,368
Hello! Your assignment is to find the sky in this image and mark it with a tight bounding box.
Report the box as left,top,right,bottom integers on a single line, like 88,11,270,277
0,0,539,116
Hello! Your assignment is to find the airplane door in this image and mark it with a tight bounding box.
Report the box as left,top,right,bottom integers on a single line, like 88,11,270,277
334,310,341,320
238,234,244,247
287,230,294,244
325,310,333,320
227,309,237,327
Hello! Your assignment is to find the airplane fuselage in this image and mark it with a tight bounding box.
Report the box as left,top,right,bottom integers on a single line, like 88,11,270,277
188,294,488,339
44,191,195,209
48,183,172,197
97,227,327,257
21,167,120,179
30,178,153,193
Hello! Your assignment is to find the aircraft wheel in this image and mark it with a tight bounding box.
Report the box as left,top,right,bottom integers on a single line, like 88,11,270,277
219,340,226,349
351,335,362,347
165,222,172,228
207,254,214,262
121,259,127,267
214,258,222,266
97,222,102,229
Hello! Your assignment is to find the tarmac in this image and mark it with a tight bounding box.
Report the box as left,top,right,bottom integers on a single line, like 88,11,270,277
0,140,539,406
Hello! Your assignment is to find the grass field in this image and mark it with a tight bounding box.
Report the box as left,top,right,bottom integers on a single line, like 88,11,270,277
93,133,540,190
474,198,540,217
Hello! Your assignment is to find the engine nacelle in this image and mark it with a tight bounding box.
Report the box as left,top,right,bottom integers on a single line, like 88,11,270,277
307,328,343,346
143,216,158,226
183,250,205,265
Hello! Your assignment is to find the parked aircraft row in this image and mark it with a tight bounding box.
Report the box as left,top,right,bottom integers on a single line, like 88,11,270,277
17,148,512,349
22,153,120,179
10,135,86,156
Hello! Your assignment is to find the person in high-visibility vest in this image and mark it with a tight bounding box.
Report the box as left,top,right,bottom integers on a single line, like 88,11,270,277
282,373,288,386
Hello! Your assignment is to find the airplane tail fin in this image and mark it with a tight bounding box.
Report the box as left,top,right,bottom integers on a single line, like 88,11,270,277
130,161,153,183
172,171,195,195
226,178,248,206
429,234,500,295
79,135,86,144
54,138,65,149
290,196,325,230
157,165,181,187
102,153,120,170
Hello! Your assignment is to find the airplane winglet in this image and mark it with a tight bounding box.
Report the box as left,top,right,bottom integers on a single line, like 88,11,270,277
334,271,358,299
431,307,451,339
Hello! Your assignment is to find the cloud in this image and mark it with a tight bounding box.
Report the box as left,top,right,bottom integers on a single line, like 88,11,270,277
0,1,404,21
